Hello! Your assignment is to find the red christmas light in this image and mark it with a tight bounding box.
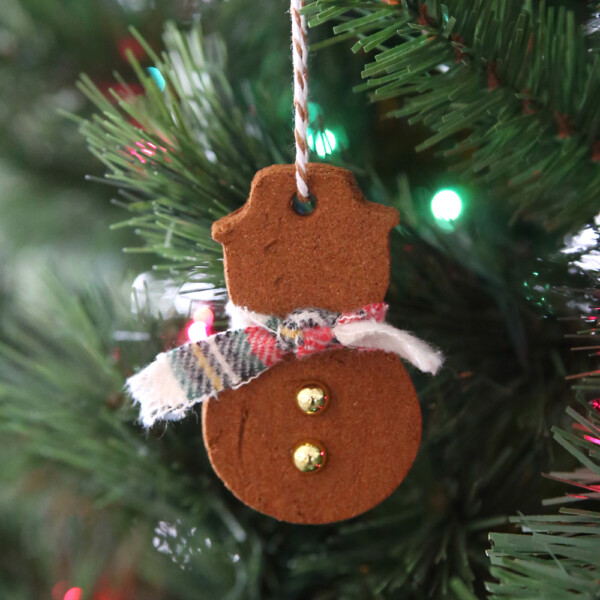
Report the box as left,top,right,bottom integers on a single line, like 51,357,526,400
187,306,215,343
54,574,133,600
64,588,82,600
96,82,144,103
175,305,215,346
193,305,214,328
52,581,69,600
118,36,145,61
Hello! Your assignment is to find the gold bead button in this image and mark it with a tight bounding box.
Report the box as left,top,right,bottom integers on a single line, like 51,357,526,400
296,384,329,415
293,441,326,473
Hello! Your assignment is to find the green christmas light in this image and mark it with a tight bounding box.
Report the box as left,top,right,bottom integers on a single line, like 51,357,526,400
431,189,463,221
308,102,324,121
308,129,337,158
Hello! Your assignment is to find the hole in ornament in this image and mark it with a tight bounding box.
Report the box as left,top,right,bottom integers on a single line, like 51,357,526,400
292,193,317,216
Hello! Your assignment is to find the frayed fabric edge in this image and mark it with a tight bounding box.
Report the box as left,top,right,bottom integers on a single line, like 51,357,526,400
126,351,268,428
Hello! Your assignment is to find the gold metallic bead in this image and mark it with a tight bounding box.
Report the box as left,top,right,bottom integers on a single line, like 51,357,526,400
293,441,326,472
296,384,329,414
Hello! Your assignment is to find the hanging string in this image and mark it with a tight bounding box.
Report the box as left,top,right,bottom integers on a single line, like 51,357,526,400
291,0,310,204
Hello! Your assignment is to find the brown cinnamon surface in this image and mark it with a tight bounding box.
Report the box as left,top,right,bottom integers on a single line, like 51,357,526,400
212,163,399,316
205,164,419,524
203,349,421,524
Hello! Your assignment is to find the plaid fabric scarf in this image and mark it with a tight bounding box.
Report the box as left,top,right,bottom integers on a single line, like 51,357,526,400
127,303,443,427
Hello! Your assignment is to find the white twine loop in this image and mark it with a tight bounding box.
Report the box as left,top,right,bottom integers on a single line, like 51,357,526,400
291,0,310,203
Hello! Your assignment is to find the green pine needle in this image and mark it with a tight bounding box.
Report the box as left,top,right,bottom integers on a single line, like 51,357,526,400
0,273,264,597
77,23,291,285
487,402,600,598
306,0,600,234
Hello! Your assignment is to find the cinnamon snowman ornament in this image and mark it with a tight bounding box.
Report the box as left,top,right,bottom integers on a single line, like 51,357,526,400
127,163,442,524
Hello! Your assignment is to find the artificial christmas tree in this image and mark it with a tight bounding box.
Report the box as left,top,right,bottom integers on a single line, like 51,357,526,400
1,0,599,598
